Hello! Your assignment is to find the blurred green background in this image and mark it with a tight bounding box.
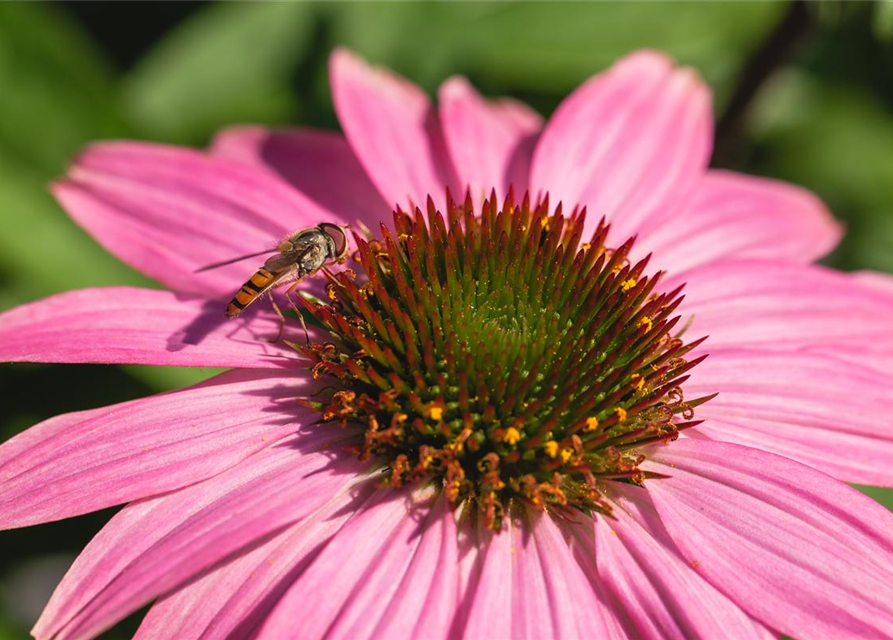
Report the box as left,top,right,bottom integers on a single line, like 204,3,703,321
1,1,892,637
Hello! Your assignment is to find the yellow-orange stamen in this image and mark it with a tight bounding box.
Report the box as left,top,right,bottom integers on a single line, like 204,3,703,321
503,427,522,446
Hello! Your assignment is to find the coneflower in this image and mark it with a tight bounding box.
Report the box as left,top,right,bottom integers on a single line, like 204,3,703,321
1,49,892,640
304,191,711,531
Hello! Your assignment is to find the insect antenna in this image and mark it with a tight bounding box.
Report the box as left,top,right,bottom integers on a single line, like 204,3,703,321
195,249,276,273
352,220,373,240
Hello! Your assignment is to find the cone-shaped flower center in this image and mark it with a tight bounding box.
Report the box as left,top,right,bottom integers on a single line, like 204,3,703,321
301,191,710,529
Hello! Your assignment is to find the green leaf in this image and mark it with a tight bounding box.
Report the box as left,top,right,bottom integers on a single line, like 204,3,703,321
123,2,315,144
118,365,226,393
855,484,893,511
875,0,893,41
0,3,127,175
328,2,784,108
0,613,24,640
746,70,893,272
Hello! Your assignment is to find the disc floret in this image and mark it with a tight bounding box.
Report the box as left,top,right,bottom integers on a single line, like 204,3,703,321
301,190,710,529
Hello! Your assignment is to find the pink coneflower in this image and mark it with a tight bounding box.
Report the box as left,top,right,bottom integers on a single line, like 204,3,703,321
2,48,893,639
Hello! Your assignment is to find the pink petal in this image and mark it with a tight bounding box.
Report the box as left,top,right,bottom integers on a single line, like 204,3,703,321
527,511,631,640
438,76,542,203
57,141,345,298
685,348,893,486
33,429,369,640
530,50,712,242
366,495,460,640
634,170,842,272
852,269,893,294
210,126,391,229
646,439,893,639
0,369,314,529
0,286,295,368
135,475,375,640
672,260,893,371
257,489,455,640
594,487,777,639
461,512,629,639
460,521,512,638
330,48,458,210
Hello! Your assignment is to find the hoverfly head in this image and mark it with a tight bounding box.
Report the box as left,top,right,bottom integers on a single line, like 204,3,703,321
318,222,350,260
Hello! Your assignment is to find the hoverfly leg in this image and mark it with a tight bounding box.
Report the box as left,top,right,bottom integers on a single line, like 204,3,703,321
283,281,311,346
265,291,287,343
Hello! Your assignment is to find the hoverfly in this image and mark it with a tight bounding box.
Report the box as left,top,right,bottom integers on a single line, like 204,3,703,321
197,222,350,339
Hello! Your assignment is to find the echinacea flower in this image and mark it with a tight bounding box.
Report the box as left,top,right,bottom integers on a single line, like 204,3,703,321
2,47,893,639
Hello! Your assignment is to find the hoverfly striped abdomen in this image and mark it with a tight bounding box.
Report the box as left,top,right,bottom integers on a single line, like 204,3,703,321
225,267,278,318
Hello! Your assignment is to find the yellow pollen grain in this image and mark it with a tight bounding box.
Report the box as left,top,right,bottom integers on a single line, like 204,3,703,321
621,278,637,292
584,416,600,432
560,448,574,464
427,405,444,421
581,242,592,251
544,441,559,458
638,316,653,332
631,373,645,391
503,427,522,446
398,233,409,241
614,407,628,422
540,218,550,230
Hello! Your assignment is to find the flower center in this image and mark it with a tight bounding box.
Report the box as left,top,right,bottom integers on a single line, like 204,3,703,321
300,190,710,529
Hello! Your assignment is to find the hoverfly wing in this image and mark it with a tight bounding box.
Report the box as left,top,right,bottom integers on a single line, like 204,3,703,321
195,248,276,273
263,252,301,273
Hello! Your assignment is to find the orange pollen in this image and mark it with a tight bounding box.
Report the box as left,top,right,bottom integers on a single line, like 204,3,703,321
503,427,522,446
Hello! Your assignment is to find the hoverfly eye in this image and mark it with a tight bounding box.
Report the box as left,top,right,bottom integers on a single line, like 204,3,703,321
319,223,348,258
